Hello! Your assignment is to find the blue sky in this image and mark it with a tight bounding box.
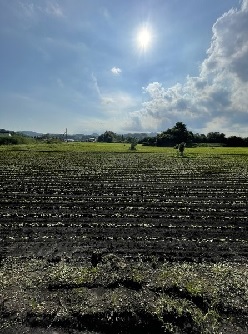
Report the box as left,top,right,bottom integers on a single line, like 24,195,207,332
1,0,248,136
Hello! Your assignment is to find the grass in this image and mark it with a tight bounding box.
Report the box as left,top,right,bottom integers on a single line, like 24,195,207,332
0,141,248,156
0,258,247,333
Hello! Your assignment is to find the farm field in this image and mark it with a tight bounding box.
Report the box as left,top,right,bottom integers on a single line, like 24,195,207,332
0,143,247,333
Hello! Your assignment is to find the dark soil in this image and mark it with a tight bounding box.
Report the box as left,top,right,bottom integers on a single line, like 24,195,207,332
0,151,247,333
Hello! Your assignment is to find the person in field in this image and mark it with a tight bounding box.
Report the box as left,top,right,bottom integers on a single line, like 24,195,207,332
178,142,186,157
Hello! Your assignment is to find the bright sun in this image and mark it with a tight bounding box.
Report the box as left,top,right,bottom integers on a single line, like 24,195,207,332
137,27,151,50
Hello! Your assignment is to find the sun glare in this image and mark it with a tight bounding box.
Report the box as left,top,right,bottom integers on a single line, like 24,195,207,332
137,27,152,50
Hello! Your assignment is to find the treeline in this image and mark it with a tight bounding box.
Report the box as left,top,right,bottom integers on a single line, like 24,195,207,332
0,130,35,145
0,135,35,145
154,122,248,147
97,131,155,144
98,123,248,147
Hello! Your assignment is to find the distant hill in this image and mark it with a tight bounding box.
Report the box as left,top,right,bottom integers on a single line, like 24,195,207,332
18,131,43,137
0,129,14,134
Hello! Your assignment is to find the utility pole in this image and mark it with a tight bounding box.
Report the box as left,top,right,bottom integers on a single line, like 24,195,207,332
64,128,68,142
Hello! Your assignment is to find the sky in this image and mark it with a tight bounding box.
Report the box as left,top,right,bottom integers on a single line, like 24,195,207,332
1,0,248,136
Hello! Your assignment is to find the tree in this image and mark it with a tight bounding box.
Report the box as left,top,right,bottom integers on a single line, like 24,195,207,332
226,136,246,147
97,131,121,143
207,132,226,144
157,122,192,146
140,136,157,146
128,137,138,150
193,133,207,143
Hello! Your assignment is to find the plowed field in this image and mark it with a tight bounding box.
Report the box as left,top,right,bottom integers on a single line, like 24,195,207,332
0,147,247,333
1,150,247,263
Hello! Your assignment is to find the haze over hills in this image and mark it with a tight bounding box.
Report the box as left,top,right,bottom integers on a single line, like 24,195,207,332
17,131,44,137
16,130,158,141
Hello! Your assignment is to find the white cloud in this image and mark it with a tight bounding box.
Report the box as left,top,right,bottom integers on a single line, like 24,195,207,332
242,0,248,11
111,67,122,75
128,0,248,136
201,115,248,137
101,96,115,105
91,73,102,99
19,2,35,17
91,73,136,115
19,1,64,19
43,1,64,18
100,92,138,122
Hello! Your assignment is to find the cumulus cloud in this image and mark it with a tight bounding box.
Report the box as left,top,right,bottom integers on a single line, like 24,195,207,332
128,0,248,136
111,67,122,75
